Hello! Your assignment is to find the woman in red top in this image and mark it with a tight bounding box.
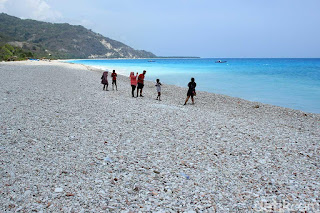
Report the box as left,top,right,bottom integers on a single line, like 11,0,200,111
129,72,138,97
111,70,118,91
137,70,146,97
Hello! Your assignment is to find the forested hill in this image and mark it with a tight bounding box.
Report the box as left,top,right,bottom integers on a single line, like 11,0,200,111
0,13,156,59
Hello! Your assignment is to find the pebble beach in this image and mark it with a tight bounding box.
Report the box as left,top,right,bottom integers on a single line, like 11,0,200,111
1,60,320,212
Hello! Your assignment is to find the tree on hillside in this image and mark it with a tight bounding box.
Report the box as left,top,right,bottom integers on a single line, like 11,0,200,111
0,45,13,61
0,44,34,61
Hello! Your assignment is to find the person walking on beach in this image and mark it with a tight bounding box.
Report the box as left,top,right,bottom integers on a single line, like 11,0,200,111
101,71,109,91
155,79,162,101
137,70,146,97
111,70,118,90
130,72,138,97
184,77,196,105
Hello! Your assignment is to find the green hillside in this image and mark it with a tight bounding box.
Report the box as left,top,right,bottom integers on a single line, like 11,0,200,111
0,43,34,61
0,13,156,59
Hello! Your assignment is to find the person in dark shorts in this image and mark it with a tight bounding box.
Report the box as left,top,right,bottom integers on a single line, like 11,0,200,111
130,72,138,97
101,71,109,91
184,77,196,105
137,70,146,97
111,70,118,90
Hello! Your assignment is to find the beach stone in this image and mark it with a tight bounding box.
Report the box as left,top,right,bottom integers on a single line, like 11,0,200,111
54,188,63,193
1,61,319,212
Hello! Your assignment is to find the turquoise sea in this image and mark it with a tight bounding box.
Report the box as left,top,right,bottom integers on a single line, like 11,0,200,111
66,58,320,113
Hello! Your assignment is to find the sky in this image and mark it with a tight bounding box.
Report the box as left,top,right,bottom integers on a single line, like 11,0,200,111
1,0,320,58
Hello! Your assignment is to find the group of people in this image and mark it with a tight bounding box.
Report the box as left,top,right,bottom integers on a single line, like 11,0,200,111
101,70,118,91
101,69,197,105
129,70,148,98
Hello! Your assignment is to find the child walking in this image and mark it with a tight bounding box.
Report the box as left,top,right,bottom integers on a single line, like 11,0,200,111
155,79,162,101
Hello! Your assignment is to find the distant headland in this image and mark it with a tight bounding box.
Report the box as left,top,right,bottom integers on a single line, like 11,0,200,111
0,13,156,60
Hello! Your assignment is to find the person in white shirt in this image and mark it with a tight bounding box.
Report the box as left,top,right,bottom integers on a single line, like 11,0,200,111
155,79,162,101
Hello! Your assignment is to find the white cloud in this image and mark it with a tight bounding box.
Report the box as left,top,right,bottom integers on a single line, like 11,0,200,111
0,0,8,10
0,0,62,22
0,0,8,4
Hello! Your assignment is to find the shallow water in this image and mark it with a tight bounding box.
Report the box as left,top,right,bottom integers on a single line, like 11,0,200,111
66,58,320,113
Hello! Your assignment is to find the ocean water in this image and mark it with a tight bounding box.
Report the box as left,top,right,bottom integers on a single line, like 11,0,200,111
66,58,320,113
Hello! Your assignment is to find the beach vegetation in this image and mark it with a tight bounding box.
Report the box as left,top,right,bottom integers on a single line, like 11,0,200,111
0,43,34,61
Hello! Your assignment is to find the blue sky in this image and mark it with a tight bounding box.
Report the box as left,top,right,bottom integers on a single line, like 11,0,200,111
1,0,320,57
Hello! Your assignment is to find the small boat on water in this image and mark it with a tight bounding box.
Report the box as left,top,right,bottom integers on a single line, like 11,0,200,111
215,60,227,63
148,60,156,62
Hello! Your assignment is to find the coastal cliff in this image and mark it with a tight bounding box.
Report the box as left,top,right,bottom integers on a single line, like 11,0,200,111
0,13,156,59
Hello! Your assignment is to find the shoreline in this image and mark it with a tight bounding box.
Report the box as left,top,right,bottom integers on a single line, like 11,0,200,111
63,58,320,114
64,60,319,116
1,60,320,211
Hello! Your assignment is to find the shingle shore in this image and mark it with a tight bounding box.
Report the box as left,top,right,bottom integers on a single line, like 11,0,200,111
1,61,319,212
